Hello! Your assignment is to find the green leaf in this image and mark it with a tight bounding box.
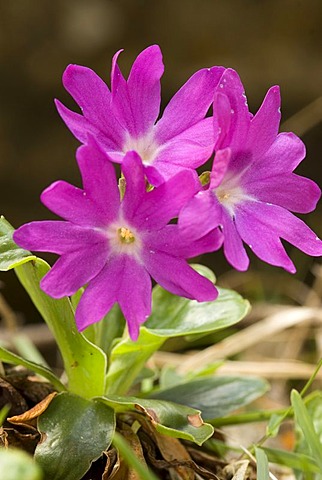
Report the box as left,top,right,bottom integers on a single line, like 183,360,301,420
0,216,36,270
262,446,320,474
145,273,250,337
0,404,10,426
266,412,286,438
0,218,107,398
92,303,125,355
98,394,214,446
105,265,249,395
149,375,269,421
113,432,159,480
0,345,66,392
105,328,164,395
0,449,43,480
12,332,49,367
255,447,269,480
291,389,322,473
15,259,107,399
35,392,115,480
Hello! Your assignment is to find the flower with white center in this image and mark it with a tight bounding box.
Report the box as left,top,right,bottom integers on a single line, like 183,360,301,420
179,68,322,272
55,45,225,186
13,139,222,340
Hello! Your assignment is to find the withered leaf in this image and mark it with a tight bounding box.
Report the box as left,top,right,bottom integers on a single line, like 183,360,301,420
8,391,56,427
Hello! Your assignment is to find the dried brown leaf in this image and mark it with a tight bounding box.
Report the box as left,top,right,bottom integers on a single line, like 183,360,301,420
8,391,56,427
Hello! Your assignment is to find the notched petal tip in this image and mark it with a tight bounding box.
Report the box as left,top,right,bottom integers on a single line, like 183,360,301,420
62,63,90,84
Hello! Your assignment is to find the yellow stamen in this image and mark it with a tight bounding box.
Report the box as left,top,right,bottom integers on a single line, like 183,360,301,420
218,192,230,201
118,227,135,244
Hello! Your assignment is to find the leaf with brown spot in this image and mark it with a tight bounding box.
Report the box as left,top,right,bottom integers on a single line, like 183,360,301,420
187,413,203,428
98,395,214,446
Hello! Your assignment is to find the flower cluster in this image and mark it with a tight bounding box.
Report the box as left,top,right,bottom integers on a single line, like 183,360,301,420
14,45,322,339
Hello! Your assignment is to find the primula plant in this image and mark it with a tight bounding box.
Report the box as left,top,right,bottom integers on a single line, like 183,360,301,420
0,45,321,479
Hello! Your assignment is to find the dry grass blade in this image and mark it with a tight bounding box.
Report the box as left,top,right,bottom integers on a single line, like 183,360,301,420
177,307,322,374
281,96,322,136
153,353,322,380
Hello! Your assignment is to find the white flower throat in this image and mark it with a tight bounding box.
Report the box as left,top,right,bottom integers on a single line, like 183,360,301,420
106,220,142,259
123,131,160,165
214,172,254,216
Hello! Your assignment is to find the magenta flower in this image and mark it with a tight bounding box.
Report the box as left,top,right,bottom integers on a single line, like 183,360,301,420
179,68,322,272
55,45,225,186
13,140,221,340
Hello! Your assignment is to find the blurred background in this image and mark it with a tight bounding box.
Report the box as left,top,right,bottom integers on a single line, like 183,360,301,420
0,0,321,319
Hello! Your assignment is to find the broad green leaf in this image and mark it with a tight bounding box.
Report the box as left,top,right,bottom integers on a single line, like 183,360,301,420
159,367,184,390
105,264,249,395
98,394,214,446
145,281,250,337
291,389,322,473
113,432,159,480
255,447,269,480
105,328,164,395
149,375,269,421
262,447,320,474
0,216,36,270
0,345,65,393
15,259,107,399
0,448,43,480
159,363,224,390
35,392,115,480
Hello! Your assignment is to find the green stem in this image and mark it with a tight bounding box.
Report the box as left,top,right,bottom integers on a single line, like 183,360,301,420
15,259,107,399
209,407,291,427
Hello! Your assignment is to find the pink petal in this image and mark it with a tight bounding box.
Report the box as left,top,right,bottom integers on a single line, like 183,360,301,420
75,256,123,331
41,181,107,227
244,173,321,214
221,209,250,271
55,99,124,151
75,255,152,340
213,69,251,152
61,64,124,145
76,139,120,221
235,201,322,272
13,221,106,255
210,148,231,188
248,132,306,177
143,250,218,301
179,189,222,241
213,92,232,147
40,243,108,298
155,66,225,143
146,224,223,258
121,151,147,221
155,117,215,170
111,46,164,137
117,256,152,340
246,86,281,157
127,45,164,136
134,170,199,230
